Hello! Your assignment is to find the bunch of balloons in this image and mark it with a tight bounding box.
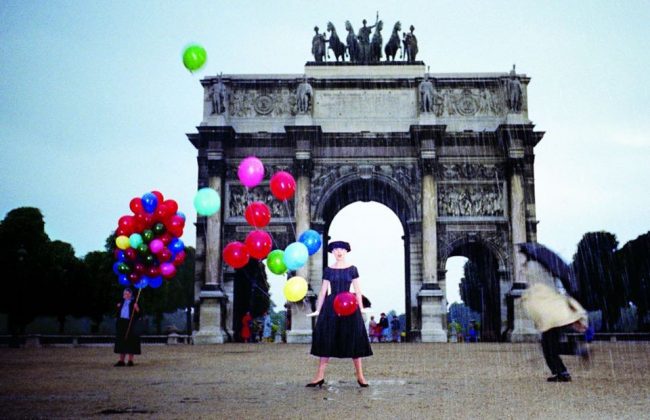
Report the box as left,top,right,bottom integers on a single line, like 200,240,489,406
113,191,186,289
221,156,324,303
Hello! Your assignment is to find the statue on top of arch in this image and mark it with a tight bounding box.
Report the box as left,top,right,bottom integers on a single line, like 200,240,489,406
309,14,421,64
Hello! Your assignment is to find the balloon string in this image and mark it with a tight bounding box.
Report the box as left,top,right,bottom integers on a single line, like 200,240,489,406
283,200,297,241
124,288,143,340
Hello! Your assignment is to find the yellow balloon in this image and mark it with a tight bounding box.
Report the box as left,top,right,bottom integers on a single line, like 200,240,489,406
115,235,131,250
284,276,308,302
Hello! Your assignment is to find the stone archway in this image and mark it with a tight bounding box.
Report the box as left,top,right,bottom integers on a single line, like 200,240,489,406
312,174,417,338
188,62,544,344
441,237,508,341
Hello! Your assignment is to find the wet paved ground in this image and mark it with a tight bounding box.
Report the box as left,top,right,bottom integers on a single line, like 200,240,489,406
0,342,649,419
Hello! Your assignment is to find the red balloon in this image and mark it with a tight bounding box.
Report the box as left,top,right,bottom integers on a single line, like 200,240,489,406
135,213,154,230
118,215,136,235
333,292,358,316
115,227,128,237
128,272,141,284
245,230,273,260
244,202,271,228
223,241,250,269
163,199,178,215
124,248,137,261
146,266,160,278
159,232,173,245
159,247,172,262
151,190,164,203
129,197,145,215
133,262,145,274
155,203,174,222
269,171,296,201
172,250,186,266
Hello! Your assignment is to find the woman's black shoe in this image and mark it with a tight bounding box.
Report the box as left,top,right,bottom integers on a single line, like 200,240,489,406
306,379,325,388
358,380,369,388
126,361,134,367
114,361,125,367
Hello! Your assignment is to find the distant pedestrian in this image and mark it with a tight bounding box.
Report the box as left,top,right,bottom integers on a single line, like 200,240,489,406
262,311,273,342
241,311,253,343
113,288,141,367
523,283,590,382
379,313,389,342
368,316,379,343
390,316,401,343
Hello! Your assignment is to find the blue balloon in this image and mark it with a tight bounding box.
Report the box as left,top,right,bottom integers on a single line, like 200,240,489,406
115,250,126,262
141,192,158,214
134,277,149,289
283,242,309,271
148,276,163,288
298,229,322,256
113,262,123,275
118,274,130,286
169,238,185,254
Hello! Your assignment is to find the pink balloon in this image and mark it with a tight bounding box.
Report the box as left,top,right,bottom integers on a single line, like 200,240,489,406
237,156,265,188
160,262,177,278
149,239,164,254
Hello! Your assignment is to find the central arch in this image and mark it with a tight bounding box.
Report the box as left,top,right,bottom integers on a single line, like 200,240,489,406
314,175,417,338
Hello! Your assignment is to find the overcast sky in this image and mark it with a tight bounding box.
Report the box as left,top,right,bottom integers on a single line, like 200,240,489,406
1,1,648,314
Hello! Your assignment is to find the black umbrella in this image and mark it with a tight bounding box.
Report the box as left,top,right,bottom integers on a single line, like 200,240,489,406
518,242,576,293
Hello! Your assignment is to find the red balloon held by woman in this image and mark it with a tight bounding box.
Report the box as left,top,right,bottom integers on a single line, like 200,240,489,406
245,230,273,260
244,202,271,228
333,292,358,316
223,241,250,269
269,171,296,201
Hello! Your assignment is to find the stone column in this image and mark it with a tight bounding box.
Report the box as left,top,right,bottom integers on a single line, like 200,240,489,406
192,127,233,344
284,126,320,343
412,125,448,342
499,124,538,341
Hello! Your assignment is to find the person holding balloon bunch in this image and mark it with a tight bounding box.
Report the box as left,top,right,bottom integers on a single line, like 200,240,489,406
306,241,373,388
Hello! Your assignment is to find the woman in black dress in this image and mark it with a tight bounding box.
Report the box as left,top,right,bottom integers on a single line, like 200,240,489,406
114,288,141,367
307,241,372,387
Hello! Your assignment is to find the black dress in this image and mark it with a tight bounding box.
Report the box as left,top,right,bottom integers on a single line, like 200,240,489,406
114,300,141,355
310,266,373,358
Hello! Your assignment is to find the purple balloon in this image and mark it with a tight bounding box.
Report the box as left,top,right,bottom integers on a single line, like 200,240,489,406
237,156,265,188
149,239,164,254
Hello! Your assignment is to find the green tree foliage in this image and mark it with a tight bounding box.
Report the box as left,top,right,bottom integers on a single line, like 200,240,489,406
617,232,650,331
573,231,625,331
459,261,482,313
0,208,51,333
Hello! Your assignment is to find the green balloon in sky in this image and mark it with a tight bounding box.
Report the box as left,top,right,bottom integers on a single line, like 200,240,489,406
182,44,207,72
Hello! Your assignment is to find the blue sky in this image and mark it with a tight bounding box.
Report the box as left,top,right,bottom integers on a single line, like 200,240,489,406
1,1,648,312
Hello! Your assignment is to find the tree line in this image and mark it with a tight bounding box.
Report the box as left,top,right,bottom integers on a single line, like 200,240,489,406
0,207,195,335
460,231,650,332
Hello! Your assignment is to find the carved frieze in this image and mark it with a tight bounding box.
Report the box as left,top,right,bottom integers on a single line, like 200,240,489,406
229,88,297,117
226,184,294,220
440,163,505,181
311,162,421,219
438,184,504,217
438,229,510,267
432,88,506,118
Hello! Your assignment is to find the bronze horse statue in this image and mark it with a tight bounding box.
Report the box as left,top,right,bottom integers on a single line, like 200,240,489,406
326,22,346,62
384,21,401,61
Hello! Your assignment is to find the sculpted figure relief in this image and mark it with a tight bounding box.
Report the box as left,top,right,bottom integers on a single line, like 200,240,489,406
312,26,327,62
403,25,418,62
296,77,313,114
357,13,378,63
326,22,346,62
504,64,523,113
384,21,401,61
209,74,227,115
419,74,434,113
370,20,384,62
